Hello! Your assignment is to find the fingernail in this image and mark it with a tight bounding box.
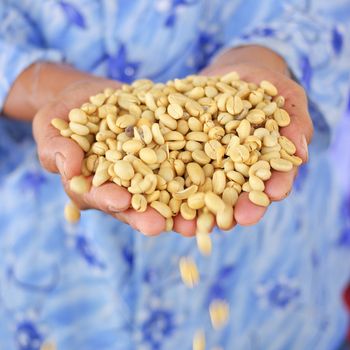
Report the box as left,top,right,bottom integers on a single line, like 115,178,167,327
55,153,67,178
108,202,129,213
301,135,308,162
108,205,122,213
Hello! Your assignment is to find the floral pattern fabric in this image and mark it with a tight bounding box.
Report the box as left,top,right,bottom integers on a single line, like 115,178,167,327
0,0,350,349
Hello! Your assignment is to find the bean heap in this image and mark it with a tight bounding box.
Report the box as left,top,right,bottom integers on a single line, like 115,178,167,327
52,71,301,230
52,72,302,349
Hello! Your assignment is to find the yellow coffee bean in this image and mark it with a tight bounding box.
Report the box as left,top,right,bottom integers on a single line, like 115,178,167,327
265,119,279,132
278,136,297,155
263,101,277,116
60,128,73,137
249,175,265,191
96,130,116,142
70,175,90,194
159,113,177,130
164,131,184,141
218,112,234,125
187,192,205,210
116,114,138,128
64,201,81,223
139,148,158,164
51,118,69,131
90,93,106,106
192,149,211,165
236,119,251,140
249,191,270,207
226,170,245,185
209,299,230,330
280,149,302,166
260,80,278,96
249,90,264,106
81,103,97,115
159,190,171,205
132,158,153,176
167,179,183,193
167,103,183,119
145,92,158,111
273,108,291,127
254,127,270,139
158,166,175,182
105,150,123,162
150,201,172,218
208,126,225,140
199,177,213,193
156,174,168,190
196,232,212,256
186,131,209,143
234,162,249,177
114,160,135,180
91,141,108,155
173,185,198,200
204,192,225,215
179,257,199,288
180,202,196,220
260,151,281,162
169,197,182,215
203,163,214,177
186,162,205,186
197,210,214,233
122,139,143,154
192,329,206,350
92,168,110,187
222,187,238,207
275,95,285,108
216,205,234,231
220,71,239,83
151,123,165,145
168,140,186,151
270,158,293,172
68,108,88,124
71,134,91,152
204,86,218,98
86,154,99,172
188,117,203,132
255,167,272,181
131,194,147,212
263,134,278,147
40,341,57,350
146,190,160,203
165,217,174,231
141,125,153,144
246,109,265,124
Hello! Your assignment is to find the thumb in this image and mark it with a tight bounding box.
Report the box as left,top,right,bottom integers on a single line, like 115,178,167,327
33,101,84,180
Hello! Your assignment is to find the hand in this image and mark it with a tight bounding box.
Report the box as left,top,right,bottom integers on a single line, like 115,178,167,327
200,49,313,227
33,77,198,236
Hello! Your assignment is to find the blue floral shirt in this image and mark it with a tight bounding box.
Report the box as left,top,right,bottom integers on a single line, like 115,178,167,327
0,1,350,349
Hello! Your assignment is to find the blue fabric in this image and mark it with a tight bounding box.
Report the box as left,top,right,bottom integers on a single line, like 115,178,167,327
0,0,350,349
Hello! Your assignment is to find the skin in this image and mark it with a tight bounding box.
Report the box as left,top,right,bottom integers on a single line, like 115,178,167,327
3,45,313,236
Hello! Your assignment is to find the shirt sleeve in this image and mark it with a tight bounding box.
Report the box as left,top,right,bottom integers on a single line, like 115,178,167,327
0,4,63,112
209,0,350,127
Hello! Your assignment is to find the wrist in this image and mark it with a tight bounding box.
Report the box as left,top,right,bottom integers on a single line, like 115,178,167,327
3,62,110,121
211,45,290,77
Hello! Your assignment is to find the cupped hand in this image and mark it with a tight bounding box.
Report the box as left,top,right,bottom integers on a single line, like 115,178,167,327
33,61,313,237
201,62,313,228
33,78,179,236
